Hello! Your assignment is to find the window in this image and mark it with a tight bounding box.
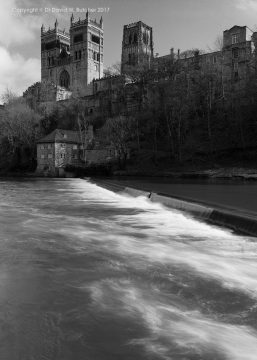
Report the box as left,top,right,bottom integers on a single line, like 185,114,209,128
240,48,246,57
232,48,239,58
48,154,53,159
59,70,70,89
143,32,148,44
213,55,217,64
233,62,239,71
40,145,44,149
232,34,239,44
74,33,83,43
47,144,51,149
91,34,100,44
73,145,78,150
97,53,100,62
41,154,45,159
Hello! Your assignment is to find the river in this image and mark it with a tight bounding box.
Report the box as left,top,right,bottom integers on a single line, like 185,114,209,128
0,178,257,360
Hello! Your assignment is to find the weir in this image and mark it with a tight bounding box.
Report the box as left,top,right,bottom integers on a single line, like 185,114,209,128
91,178,257,236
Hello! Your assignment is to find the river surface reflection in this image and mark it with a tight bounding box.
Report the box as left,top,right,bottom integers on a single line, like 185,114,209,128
0,178,257,360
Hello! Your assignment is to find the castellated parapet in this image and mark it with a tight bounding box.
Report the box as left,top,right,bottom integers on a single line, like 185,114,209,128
41,11,103,97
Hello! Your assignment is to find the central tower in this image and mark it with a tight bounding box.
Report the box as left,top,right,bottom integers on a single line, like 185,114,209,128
70,12,104,93
121,21,153,74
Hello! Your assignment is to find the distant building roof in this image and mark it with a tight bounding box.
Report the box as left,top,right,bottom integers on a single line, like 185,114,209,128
37,129,82,144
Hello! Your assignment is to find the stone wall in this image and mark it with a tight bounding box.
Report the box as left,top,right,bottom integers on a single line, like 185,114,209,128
36,141,83,175
36,143,56,174
85,148,115,164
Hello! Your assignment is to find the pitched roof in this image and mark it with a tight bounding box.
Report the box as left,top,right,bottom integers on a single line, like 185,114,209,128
37,129,82,144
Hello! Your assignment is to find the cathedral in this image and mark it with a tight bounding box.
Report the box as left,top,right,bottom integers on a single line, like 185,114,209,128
23,14,257,107
40,12,155,98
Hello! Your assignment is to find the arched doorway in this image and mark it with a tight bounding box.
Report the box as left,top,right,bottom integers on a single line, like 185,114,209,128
59,70,70,89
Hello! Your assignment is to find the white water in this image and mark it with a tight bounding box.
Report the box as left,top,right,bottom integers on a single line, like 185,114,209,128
1,178,257,360
77,181,257,359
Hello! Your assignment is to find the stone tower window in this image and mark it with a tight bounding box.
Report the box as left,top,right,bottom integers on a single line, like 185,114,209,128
74,33,83,43
91,34,100,44
232,34,239,44
143,32,149,45
59,70,70,89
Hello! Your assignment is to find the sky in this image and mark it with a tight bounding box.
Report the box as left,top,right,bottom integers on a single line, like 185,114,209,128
1,0,257,99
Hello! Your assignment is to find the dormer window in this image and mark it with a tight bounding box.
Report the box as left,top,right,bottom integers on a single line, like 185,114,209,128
232,34,239,44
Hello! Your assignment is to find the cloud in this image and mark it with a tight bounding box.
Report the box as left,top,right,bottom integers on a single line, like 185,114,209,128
235,0,257,11
0,0,42,99
0,0,43,48
0,46,40,99
0,0,70,100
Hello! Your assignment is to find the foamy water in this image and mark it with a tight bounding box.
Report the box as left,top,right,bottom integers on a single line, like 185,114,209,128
0,178,257,360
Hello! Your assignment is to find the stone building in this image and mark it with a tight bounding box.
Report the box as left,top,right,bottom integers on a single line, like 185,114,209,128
154,25,257,94
121,21,154,74
26,19,257,174
36,129,84,176
36,127,116,175
24,19,257,107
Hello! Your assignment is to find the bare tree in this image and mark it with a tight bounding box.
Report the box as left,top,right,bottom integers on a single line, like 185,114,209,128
104,62,121,77
1,87,18,105
207,34,223,52
102,115,136,168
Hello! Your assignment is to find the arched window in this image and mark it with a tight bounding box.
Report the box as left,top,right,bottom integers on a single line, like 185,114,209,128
59,70,70,89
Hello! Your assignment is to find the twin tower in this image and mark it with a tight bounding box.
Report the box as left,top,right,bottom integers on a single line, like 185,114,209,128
41,14,154,92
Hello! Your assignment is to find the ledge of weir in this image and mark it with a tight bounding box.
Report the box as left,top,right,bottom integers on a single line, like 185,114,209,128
86,178,257,237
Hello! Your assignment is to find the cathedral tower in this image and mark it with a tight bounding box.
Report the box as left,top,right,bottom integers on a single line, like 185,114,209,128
121,21,153,74
41,20,70,87
70,11,104,93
